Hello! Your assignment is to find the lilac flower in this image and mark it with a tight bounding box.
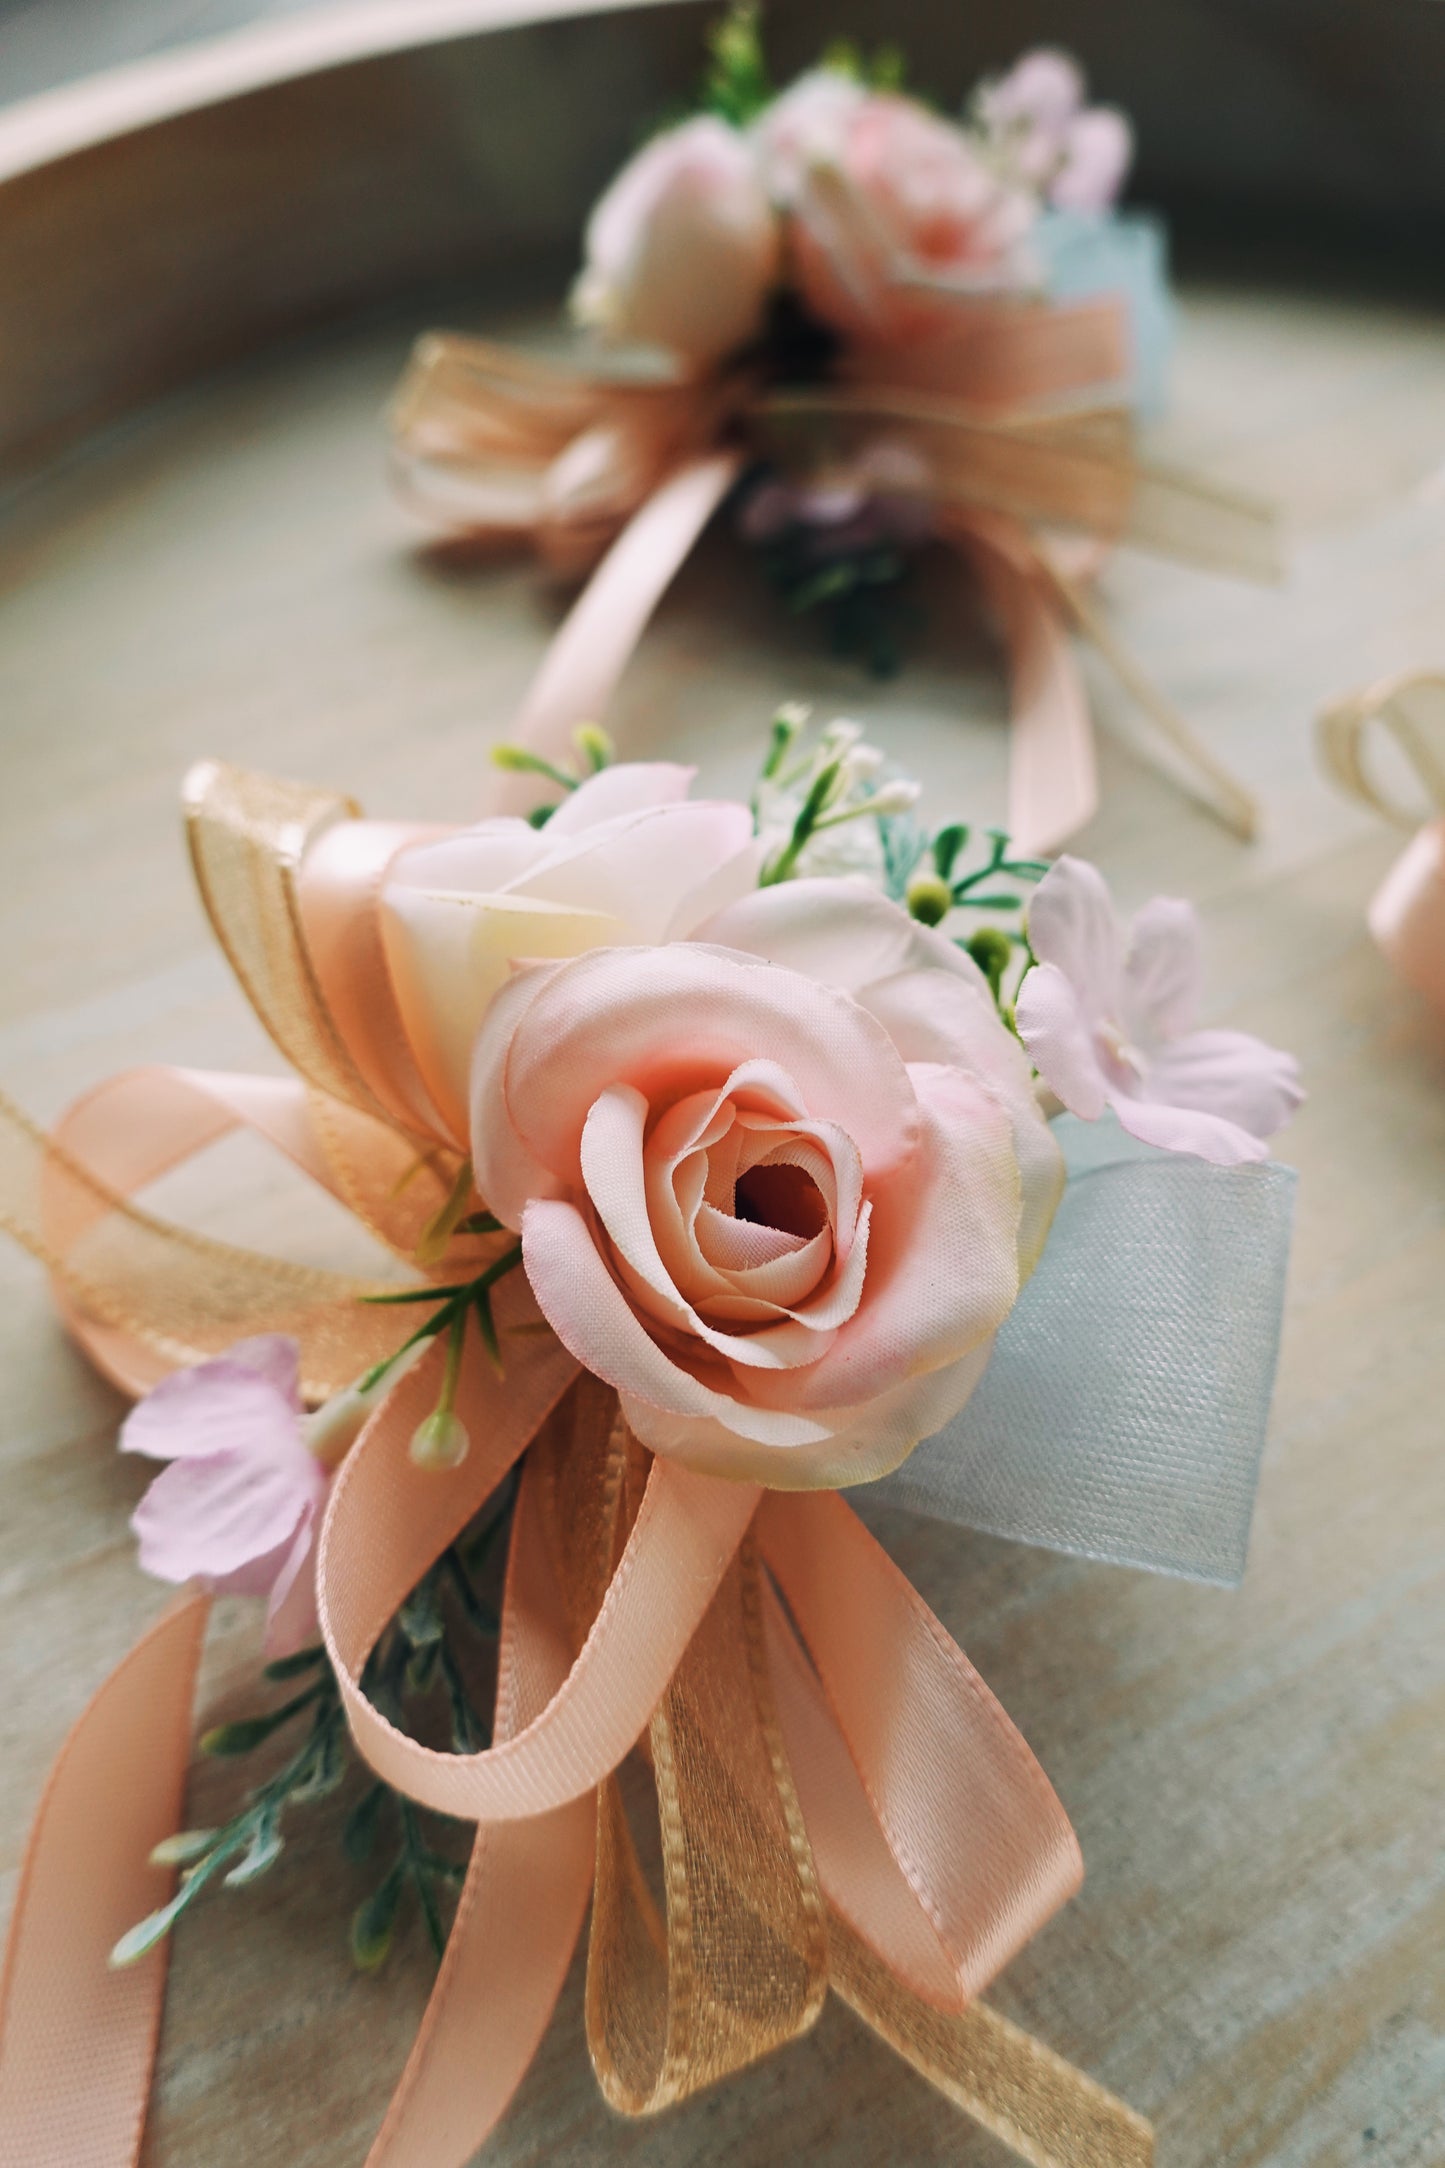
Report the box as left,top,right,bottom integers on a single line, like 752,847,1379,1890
1015,857,1302,1165
122,1337,327,1657
977,48,1134,215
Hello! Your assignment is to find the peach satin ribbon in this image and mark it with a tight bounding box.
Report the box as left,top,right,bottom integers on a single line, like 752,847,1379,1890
391,307,1278,852
1319,669,1445,1016
0,764,1154,2166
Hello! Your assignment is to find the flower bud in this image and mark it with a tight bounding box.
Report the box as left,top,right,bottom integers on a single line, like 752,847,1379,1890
906,872,953,927
305,1340,426,1470
410,1409,470,1472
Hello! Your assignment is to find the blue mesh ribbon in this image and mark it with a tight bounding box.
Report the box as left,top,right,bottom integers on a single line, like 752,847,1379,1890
869,1116,1295,1585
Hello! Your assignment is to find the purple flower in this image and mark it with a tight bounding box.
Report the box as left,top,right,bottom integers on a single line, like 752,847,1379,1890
977,48,1134,215
1015,857,1302,1165
122,1337,327,1657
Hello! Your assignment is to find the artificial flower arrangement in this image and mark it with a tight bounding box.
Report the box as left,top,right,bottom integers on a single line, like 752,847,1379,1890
391,9,1279,859
1319,667,1445,1018
0,713,1300,2166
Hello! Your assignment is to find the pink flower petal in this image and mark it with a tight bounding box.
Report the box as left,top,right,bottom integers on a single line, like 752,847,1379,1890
1146,1028,1303,1143
623,1334,995,1489
543,762,697,834
1123,896,1204,1044
1110,1092,1269,1166
1024,856,1124,1027
496,944,921,1189
1014,960,1109,1121
503,800,758,944
263,1510,322,1658
1051,107,1133,213
121,1347,300,1466
775,1062,1019,1409
520,1197,833,1449
131,1438,324,1587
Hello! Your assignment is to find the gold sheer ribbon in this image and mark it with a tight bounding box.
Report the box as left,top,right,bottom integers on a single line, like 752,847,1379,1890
391,306,1279,853
0,764,1154,2165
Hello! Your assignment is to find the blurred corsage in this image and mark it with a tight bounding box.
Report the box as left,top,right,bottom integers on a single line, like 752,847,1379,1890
391,7,1279,856
0,721,1299,2167
1319,668,1445,1018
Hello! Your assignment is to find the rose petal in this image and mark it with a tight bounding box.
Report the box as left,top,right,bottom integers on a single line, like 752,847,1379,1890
383,886,629,1140
389,821,548,898
503,800,758,943
768,1062,1019,1410
543,762,697,834
622,1334,994,1489
495,944,920,1190
581,1082,848,1370
521,1198,836,1448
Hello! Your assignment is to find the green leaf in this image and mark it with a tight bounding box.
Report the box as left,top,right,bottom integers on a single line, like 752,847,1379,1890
472,1287,502,1375
289,1716,347,1804
932,823,968,880
399,1572,445,1650
351,1861,406,1973
223,1810,284,1888
415,1157,477,1268
200,1683,322,1757
109,1888,194,1969
263,1645,327,1682
148,1827,220,1868
343,1784,389,1866
490,745,577,791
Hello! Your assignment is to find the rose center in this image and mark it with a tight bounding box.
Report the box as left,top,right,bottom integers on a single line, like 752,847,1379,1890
733,1161,830,1241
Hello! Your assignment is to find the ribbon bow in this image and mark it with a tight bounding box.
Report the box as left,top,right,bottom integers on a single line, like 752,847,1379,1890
392,298,1279,854
1319,668,1445,1017
0,763,1154,2167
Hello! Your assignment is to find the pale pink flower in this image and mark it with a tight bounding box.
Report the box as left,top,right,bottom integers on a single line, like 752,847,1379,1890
573,115,780,365
457,877,1062,1489
977,48,1133,214
122,1337,326,1657
381,762,762,1144
1015,857,1302,1165
1050,108,1134,214
757,75,1035,344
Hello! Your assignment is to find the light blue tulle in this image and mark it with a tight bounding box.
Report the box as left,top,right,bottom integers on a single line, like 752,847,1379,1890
867,1116,1295,1585
1037,208,1175,416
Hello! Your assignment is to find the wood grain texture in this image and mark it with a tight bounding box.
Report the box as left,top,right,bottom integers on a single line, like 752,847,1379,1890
0,277,1443,2165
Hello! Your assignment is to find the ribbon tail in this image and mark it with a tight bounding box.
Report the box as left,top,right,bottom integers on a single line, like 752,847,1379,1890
365,1397,598,2168
488,450,742,815
1044,557,1259,843
0,1590,210,2168
953,511,1098,858
830,1913,1154,2168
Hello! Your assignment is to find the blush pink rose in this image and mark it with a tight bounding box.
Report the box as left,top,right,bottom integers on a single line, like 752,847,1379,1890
758,74,1035,344
381,762,762,1144
462,876,1062,1488
573,115,781,366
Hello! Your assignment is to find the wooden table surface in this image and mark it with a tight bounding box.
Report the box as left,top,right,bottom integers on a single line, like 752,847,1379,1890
1,278,1443,2168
